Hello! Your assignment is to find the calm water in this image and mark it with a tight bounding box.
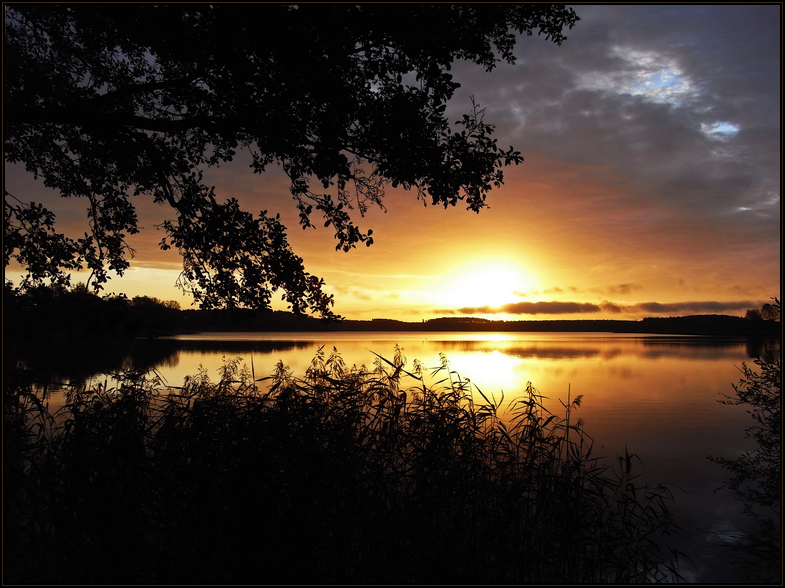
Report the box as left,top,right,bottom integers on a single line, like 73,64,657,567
35,331,780,582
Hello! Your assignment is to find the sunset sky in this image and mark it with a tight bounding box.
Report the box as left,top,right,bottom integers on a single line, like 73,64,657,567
5,5,781,321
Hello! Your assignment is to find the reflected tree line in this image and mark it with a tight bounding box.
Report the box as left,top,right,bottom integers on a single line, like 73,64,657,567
3,282,325,382
4,283,779,383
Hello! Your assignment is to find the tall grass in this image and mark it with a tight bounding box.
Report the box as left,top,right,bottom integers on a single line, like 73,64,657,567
5,346,685,584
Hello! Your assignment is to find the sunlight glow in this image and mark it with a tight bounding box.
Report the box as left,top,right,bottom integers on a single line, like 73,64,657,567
439,259,540,309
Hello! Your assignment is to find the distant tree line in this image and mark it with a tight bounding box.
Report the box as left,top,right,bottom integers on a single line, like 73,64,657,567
3,281,327,349
4,283,781,342
4,282,184,342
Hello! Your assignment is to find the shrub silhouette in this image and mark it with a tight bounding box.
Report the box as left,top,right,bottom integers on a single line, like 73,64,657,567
709,349,781,583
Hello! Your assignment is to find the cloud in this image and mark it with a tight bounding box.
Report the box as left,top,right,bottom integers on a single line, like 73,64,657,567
452,5,780,233
605,283,642,296
444,299,760,317
630,300,758,314
456,301,603,315
521,285,642,298
513,287,564,297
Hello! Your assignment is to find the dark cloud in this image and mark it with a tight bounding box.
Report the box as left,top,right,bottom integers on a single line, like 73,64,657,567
600,302,623,313
447,299,760,317
613,284,639,296
450,5,780,237
590,283,642,296
632,301,758,314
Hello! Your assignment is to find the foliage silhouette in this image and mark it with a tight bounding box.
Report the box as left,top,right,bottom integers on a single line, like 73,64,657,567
4,4,579,315
745,298,781,322
708,300,781,582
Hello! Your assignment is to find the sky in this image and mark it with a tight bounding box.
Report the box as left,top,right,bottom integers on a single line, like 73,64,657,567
5,5,781,321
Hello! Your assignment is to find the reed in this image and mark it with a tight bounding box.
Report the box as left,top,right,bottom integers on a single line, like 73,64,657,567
5,346,685,584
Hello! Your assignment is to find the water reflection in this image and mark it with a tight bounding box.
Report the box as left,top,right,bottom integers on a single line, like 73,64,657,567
9,337,315,387
10,330,780,583
18,331,776,393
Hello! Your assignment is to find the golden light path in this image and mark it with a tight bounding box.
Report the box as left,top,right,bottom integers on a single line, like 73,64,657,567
442,349,530,407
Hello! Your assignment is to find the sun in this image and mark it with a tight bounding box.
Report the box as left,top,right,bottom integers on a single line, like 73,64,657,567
439,259,540,310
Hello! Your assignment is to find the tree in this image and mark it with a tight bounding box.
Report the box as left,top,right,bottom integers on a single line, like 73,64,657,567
745,298,781,322
4,4,579,316
745,309,763,321
759,302,780,322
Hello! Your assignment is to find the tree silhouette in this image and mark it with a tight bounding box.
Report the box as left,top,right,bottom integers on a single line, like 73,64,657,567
4,4,579,316
745,299,781,323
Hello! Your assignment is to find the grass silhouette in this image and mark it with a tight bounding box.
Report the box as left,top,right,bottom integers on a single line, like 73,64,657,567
5,346,686,584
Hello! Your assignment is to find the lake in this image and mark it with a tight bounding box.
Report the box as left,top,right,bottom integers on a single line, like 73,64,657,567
29,330,780,583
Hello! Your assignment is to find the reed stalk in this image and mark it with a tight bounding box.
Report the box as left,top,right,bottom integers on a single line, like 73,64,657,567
4,347,685,584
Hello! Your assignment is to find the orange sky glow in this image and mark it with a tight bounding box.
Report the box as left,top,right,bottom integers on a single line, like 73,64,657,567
5,5,780,321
